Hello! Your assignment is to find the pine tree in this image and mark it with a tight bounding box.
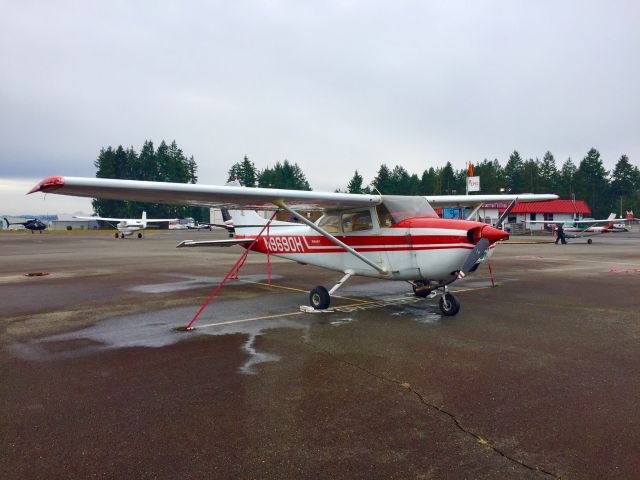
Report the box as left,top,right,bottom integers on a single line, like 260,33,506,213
574,148,610,217
258,160,311,190
346,170,365,194
419,168,438,195
228,156,257,187
440,162,457,194
390,165,411,195
558,157,577,198
372,164,393,194
522,158,540,193
504,151,525,193
611,154,637,215
408,173,421,196
538,151,558,193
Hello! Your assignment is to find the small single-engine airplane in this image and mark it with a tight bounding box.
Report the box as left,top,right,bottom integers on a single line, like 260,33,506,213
30,176,556,315
529,213,634,244
187,220,213,231
74,211,177,238
4,217,48,233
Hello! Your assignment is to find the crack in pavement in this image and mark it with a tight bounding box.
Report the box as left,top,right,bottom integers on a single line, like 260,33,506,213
307,341,562,479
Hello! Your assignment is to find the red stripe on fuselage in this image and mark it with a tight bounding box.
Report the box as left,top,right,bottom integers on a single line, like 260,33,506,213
236,232,475,255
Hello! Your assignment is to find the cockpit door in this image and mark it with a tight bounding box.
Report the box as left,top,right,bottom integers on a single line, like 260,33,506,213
375,203,420,279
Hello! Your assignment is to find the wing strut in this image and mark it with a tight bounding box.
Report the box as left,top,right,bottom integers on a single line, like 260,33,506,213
465,203,483,221
274,200,389,275
496,199,518,228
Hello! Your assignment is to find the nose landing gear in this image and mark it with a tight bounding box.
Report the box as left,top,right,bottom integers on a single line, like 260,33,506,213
411,281,461,316
438,291,460,316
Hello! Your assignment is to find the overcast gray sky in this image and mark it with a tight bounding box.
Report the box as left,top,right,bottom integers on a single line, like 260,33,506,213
1,0,638,214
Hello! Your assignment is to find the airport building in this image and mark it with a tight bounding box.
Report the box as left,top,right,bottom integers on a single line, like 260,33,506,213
478,200,592,231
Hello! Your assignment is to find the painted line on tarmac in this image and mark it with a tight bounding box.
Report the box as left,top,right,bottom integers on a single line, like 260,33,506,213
196,285,492,328
239,279,362,302
197,310,306,328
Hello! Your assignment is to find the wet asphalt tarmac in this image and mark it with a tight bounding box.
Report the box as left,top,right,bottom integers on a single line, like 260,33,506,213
1,230,639,479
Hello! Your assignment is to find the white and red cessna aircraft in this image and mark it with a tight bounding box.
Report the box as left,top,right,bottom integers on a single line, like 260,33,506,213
74,211,177,238
529,213,634,243
29,176,556,316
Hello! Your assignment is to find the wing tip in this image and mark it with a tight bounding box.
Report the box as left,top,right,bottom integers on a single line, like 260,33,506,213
28,176,65,194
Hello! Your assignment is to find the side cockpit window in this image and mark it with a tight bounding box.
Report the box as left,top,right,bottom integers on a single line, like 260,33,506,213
317,213,341,233
342,210,373,232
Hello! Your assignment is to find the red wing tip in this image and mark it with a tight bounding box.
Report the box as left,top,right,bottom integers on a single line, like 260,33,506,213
28,176,65,194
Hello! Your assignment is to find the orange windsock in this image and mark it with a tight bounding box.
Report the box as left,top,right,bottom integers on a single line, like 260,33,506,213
467,162,474,177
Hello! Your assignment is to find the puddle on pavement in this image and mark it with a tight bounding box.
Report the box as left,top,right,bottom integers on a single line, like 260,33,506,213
5,277,491,373
129,273,284,293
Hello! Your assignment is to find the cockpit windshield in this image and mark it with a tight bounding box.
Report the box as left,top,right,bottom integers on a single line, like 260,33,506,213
378,196,438,225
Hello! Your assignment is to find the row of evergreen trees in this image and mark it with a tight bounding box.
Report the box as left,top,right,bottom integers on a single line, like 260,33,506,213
92,140,208,220
227,157,311,190
229,149,638,218
93,142,638,221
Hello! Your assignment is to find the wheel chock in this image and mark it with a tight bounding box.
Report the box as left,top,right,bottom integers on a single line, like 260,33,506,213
173,326,196,332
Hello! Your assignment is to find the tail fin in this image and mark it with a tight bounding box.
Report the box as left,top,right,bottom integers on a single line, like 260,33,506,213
607,212,616,226
222,178,295,234
222,178,271,230
4,217,10,228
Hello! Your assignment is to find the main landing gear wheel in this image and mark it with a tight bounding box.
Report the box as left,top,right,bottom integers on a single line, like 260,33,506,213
120,233,125,239
114,232,118,238
439,293,460,316
310,286,330,310
137,232,143,238
587,238,592,244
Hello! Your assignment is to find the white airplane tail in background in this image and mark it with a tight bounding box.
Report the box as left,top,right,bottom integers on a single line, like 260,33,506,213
142,210,147,227
222,178,300,235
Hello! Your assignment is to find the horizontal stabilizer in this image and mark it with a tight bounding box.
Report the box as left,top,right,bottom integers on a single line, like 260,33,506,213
176,238,255,248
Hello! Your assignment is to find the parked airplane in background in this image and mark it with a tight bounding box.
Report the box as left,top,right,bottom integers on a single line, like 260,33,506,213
529,213,634,243
187,220,213,231
30,176,556,315
74,211,177,238
4,217,48,233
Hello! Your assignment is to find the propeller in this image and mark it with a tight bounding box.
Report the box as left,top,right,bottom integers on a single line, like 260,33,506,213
457,224,509,279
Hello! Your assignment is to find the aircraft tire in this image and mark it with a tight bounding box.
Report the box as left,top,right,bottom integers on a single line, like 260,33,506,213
114,232,118,238
120,233,125,239
310,286,330,310
138,233,142,238
587,238,592,244
439,293,460,316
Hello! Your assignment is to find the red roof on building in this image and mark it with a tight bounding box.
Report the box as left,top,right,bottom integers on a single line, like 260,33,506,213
510,200,591,214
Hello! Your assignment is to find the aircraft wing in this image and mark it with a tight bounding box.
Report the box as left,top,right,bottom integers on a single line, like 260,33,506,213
176,239,255,248
30,176,558,211
73,215,128,222
30,176,380,211
424,194,557,207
